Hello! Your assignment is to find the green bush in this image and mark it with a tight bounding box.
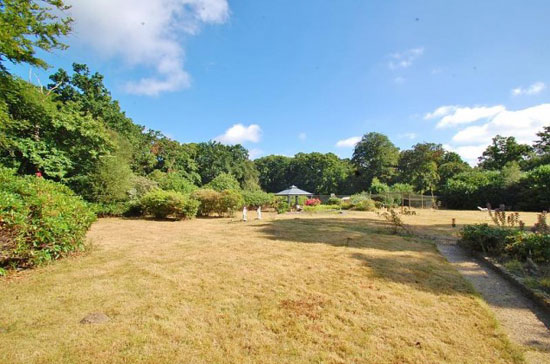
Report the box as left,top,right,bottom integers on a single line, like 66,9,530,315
349,192,370,206
129,176,159,200
459,224,515,255
304,205,338,212
352,199,376,211
92,202,131,217
0,169,96,269
273,197,290,214
325,196,342,206
505,232,550,263
217,190,244,216
139,190,198,220
148,170,197,194
206,173,241,192
192,189,221,216
242,189,273,208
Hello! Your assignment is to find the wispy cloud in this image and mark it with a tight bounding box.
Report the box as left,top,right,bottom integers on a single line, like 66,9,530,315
336,136,361,148
511,82,546,96
388,47,424,70
215,124,262,144
67,0,229,96
425,105,505,128
427,103,550,164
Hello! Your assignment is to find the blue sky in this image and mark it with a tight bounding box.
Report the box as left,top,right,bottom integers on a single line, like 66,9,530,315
9,0,550,163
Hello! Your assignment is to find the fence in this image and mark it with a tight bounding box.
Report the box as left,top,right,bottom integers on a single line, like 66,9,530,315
311,193,441,209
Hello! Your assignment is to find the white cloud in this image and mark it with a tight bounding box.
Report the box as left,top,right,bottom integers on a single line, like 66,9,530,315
336,136,361,148
511,82,546,96
298,132,307,141
388,47,424,70
425,105,506,128
67,0,229,96
428,103,550,165
215,124,262,144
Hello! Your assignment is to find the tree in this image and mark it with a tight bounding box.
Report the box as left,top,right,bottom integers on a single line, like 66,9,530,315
397,143,445,191
534,126,550,155
352,132,399,189
478,135,532,170
193,141,258,188
288,152,353,194
0,0,72,70
254,155,292,192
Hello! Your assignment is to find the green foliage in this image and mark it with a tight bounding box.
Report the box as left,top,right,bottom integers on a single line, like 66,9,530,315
87,154,134,203
304,204,339,212
505,231,550,263
369,178,390,194
139,190,198,220
190,188,243,217
352,132,399,188
0,168,95,269
254,155,291,192
0,75,114,180
0,0,72,70
352,199,376,211
242,190,273,208
479,135,533,170
206,172,241,192
217,190,244,216
194,141,257,188
128,176,159,201
517,164,550,211
273,198,290,214
325,196,342,206
148,170,197,194
459,224,515,255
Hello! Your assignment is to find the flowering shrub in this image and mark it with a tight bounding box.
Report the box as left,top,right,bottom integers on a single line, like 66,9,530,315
305,198,321,206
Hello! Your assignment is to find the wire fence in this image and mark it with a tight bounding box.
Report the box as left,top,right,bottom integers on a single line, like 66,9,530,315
311,193,441,209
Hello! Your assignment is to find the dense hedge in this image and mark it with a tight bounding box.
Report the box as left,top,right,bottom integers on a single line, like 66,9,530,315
0,168,96,270
191,188,244,216
460,223,550,263
139,190,199,220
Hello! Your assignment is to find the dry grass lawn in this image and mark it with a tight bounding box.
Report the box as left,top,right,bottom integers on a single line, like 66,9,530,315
0,211,528,363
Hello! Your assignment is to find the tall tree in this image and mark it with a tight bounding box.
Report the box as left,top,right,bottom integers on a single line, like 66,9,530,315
397,143,445,190
533,126,550,155
352,132,399,189
254,155,292,192
288,152,353,194
0,0,72,70
478,135,532,170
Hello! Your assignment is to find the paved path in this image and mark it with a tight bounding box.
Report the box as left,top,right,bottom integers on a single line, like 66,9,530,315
437,243,550,364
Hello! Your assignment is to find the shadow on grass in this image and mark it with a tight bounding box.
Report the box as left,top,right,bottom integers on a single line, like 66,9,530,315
257,217,474,296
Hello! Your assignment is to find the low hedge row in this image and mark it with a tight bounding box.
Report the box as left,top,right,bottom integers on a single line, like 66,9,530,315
0,168,96,271
460,224,550,263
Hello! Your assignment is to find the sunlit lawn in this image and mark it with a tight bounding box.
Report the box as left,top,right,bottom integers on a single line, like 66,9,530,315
0,211,525,363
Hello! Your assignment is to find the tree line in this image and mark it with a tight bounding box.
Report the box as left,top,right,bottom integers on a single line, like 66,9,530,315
0,0,548,212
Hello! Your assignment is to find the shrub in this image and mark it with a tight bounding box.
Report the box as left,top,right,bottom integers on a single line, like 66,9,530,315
504,231,550,263
148,170,197,194
92,202,131,217
0,169,96,269
139,190,198,220
87,155,134,203
325,196,342,206
304,205,337,212
217,190,244,216
128,176,159,200
242,190,273,208
206,173,241,192
349,192,370,206
273,197,290,214
305,198,321,206
459,224,515,255
352,199,376,211
192,189,221,216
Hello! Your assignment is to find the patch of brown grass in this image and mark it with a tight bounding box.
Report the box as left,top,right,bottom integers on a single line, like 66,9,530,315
0,213,525,363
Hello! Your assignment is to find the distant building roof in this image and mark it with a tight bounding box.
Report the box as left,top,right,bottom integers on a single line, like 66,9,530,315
275,185,313,196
